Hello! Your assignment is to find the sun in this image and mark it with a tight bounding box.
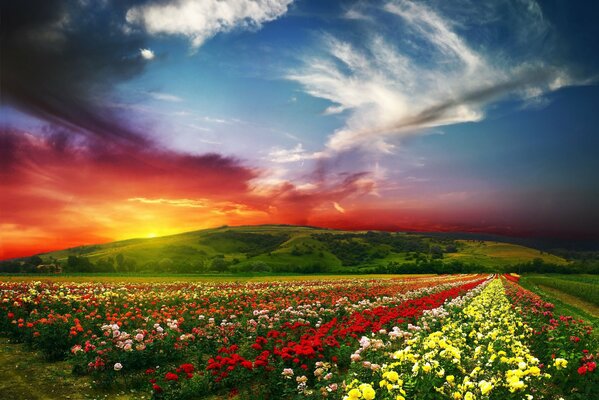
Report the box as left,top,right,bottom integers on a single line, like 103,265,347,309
146,232,157,238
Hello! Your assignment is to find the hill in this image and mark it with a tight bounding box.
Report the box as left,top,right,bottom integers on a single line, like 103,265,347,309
6,224,573,274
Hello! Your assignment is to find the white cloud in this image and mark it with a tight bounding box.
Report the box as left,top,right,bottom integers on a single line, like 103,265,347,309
127,0,294,49
288,0,572,154
268,143,321,163
140,48,155,60
148,91,183,102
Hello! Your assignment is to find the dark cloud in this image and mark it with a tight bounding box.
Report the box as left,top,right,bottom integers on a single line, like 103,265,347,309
0,128,256,197
1,0,151,143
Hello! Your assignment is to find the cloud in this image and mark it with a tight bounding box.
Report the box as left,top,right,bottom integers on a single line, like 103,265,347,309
140,48,155,60
288,0,574,154
248,171,376,225
128,197,210,208
268,143,321,163
333,202,346,214
148,91,184,102
126,0,294,49
1,0,150,144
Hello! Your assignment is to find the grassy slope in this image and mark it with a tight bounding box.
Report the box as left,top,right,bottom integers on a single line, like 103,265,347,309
39,225,568,270
445,240,567,267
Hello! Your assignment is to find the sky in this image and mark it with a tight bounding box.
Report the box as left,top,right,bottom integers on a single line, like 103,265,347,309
1,0,599,259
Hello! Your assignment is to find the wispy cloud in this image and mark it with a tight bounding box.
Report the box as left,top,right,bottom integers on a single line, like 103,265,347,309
128,197,210,208
148,91,183,102
288,0,573,155
268,143,321,163
126,0,294,50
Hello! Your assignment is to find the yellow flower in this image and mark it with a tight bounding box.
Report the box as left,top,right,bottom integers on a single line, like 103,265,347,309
478,380,492,395
464,392,475,400
361,385,376,400
348,388,361,399
386,371,399,382
553,358,568,369
447,375,455,384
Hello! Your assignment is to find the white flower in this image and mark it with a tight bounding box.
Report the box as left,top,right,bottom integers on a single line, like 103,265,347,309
114,363,123,371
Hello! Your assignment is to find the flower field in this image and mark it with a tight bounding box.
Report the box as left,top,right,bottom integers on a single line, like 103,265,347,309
0,274,596,399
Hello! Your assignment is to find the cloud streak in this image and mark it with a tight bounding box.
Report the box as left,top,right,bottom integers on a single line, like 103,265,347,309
288,0,572,154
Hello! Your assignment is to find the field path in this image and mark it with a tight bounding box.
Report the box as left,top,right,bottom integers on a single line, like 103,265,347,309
535,284,599,317
0,339,139,400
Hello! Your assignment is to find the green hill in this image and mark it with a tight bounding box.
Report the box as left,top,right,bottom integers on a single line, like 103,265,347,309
25,225,570,274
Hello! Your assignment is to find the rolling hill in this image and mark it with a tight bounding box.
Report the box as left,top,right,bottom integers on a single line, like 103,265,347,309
27,225,569,274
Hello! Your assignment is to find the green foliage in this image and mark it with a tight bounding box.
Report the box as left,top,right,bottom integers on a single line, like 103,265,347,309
203,231,289,257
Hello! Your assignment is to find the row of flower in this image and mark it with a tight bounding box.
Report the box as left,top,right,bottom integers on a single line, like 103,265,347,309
1,276,471,359
2,274,595,399
0,275,484,397
341,277,597,400
501,276,597,397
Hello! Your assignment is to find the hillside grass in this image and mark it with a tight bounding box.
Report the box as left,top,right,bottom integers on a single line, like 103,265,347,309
445,240,567,267
34,225,570,273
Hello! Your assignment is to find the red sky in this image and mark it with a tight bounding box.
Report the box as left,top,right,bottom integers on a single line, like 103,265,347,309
3,129,595,260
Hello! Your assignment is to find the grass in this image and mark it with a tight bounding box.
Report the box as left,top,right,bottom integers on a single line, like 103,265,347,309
524,275,599,307
0,338,140,400
445,240,567,267
34,225,571,273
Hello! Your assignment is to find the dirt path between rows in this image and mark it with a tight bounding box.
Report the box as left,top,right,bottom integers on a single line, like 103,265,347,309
535,284,599,318
0,339,140,400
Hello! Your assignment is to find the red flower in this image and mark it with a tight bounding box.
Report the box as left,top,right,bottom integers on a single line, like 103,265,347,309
241,360,253,370
179,363,195,374
152,384,162,393
577,365,588,375
165,372,179,381
586,362,596,372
